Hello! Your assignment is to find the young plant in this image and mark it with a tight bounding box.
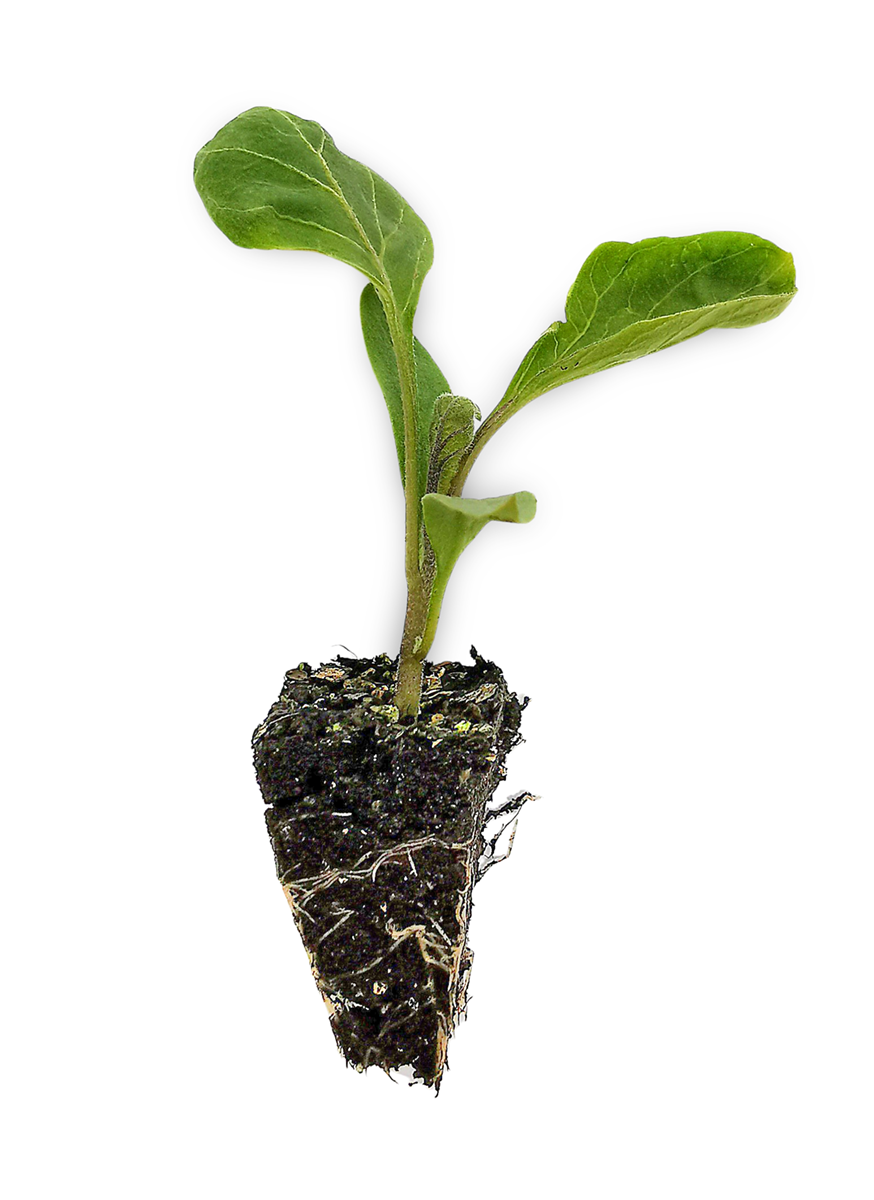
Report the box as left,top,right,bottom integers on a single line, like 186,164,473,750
195,108,795,716
194,108,796,1086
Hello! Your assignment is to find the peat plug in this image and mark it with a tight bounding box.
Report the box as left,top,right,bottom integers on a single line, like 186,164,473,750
253,652,526,1087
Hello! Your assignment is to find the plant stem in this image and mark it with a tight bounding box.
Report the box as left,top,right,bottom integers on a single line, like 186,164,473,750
385,306,429,717
396,594,427,715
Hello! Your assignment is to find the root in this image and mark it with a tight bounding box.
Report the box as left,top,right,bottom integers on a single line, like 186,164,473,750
280,834,469,899
282,830,480,1088
477,790,538,880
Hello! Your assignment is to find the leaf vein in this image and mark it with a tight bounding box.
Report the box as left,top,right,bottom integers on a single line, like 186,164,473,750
569,244,650,342
198,145,337,195
367,167,385,251
641,244,757,319
206,200,370,258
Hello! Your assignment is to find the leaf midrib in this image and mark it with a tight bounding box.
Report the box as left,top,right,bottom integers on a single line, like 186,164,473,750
200,112,407,316
277,111,400,317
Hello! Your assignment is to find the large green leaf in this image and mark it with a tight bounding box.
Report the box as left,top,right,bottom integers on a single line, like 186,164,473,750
500,232,796,415
359,284,450,489
194,107,432,327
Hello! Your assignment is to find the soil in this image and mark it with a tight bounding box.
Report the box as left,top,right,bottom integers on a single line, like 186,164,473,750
252,649,530,1089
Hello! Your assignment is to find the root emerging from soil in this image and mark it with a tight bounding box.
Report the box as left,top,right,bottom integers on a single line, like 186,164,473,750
252,649,529,1089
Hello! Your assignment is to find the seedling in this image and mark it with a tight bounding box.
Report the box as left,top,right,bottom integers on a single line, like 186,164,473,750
194,107,796,1087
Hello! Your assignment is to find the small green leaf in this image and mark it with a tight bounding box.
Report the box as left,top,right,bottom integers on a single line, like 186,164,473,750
500,232,796,416
360,284,450,489
419,491,536,659
418,492,537,662
427,394,480,494
423,491,536,583
194,108,432,328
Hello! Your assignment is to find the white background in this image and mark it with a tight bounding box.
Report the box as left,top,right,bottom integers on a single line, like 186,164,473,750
4,2,872,1196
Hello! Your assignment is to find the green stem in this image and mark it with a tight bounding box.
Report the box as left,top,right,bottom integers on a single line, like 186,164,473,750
385,306,430,717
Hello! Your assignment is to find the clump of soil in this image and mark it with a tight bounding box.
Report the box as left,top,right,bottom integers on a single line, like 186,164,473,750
252,649,530,1089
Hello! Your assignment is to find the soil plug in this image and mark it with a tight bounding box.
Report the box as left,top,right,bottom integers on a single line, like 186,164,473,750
194,107,796,1088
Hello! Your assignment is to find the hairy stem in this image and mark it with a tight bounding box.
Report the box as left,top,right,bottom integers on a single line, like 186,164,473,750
385,305,429,717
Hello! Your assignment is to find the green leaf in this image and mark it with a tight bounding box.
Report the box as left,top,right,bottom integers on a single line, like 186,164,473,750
359,284,451,489
418,491,536,658
500,232,796,416
194,107,432,327
427,394,480,494
422,492,536,583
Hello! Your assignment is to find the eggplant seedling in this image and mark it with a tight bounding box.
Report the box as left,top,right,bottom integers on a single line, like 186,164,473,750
194,107,796,1088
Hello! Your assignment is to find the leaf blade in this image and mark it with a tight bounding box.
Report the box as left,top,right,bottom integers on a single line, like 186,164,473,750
502,232,796,411
419,490,536,658
194,107,433,325
422,492,537,581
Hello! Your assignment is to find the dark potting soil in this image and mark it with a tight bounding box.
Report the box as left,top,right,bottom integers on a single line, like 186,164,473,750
252,649,529,1089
